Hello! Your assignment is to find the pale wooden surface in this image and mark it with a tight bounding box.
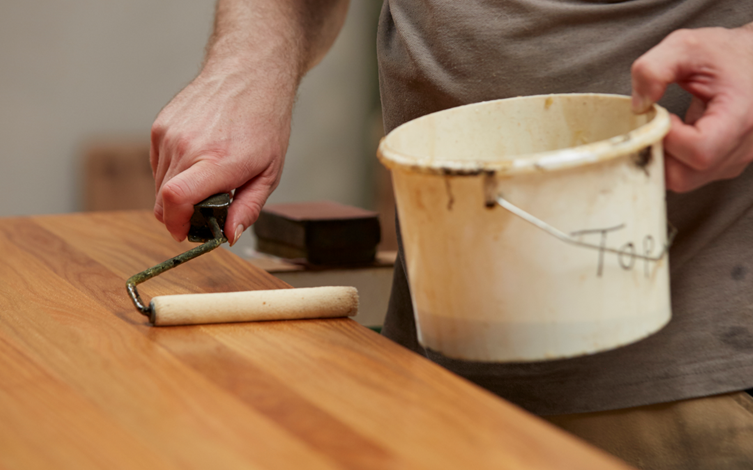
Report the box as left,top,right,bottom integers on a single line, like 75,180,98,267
0,211,633,470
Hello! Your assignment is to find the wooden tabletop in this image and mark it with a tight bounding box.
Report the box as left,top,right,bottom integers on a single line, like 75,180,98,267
0,211,632,469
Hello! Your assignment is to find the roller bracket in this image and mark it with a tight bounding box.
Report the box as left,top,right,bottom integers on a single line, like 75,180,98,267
188,193,231,242
125,193,231,319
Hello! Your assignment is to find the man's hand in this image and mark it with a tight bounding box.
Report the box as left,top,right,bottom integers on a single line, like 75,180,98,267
151,0,348,245
151,67,293,245
631,24,753,193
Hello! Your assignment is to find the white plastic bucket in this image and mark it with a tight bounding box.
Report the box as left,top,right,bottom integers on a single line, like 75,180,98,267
378,94,672,362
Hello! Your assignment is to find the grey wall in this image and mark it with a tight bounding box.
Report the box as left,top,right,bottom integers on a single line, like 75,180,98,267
0,1,379,224
273,1,380,209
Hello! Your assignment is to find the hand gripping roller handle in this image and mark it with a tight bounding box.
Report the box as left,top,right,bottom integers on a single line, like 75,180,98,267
125,194,359,326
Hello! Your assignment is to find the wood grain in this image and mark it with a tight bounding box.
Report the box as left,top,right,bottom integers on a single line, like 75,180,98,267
0,211,634,469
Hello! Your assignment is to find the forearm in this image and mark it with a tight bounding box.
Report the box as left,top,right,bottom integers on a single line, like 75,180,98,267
203,0,349,87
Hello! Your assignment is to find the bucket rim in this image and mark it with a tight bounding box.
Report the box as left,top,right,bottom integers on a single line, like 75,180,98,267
377,93,671,176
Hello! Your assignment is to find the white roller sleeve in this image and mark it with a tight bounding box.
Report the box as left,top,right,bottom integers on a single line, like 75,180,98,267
150,286,359,326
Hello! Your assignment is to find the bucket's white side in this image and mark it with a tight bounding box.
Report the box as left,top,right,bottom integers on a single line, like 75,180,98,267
393,144,671,362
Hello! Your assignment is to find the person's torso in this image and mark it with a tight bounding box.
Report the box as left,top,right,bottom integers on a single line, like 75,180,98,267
377,0,753,415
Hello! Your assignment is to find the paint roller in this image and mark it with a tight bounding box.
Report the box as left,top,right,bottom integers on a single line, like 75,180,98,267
125,193,358,326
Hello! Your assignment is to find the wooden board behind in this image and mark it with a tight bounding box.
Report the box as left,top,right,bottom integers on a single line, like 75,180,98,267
0,211,632,470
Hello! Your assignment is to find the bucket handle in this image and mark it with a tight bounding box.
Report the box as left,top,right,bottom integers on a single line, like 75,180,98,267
495,195,676,263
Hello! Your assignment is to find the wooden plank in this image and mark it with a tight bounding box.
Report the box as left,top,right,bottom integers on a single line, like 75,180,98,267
0,211,633,469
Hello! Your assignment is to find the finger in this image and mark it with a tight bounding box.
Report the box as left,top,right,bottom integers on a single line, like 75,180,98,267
154,198,164,223
224,167,281,246
150,125,161,177
665,151,750,193
684,95,706,125
664,153,705,192
152,146,178,227
151,121,174,193
665,126,753,192
150,126,165,223
664,102,743,172
631,30,699,113
153,132,203,229
161,160,237,242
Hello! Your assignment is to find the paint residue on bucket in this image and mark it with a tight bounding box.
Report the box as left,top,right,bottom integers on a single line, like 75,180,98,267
378,93,672,362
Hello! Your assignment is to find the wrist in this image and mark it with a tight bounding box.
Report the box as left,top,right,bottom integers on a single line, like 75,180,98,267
196,37,301,115
204,31,303,82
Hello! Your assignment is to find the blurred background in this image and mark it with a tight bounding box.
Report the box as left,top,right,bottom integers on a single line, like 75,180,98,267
0,0,394,255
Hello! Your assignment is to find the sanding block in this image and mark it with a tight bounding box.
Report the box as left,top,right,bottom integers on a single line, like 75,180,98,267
125,194,358,326
253,201,381,265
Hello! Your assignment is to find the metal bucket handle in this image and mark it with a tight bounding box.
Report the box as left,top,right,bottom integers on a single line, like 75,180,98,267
495,195,675,263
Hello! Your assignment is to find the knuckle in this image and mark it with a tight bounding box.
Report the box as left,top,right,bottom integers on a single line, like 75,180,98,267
667,28,698,48
631,57,649,77
150,120,167,142
237,157,264,180
240,200,264,226
172,134,192,157
159,128,196,160
686,146,715,171
161,178,190,206
630,56,667,95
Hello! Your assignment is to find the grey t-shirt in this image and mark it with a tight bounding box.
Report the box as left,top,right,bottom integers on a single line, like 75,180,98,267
377,0,753,415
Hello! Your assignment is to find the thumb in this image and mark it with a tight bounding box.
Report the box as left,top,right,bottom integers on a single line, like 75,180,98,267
224,166,281,246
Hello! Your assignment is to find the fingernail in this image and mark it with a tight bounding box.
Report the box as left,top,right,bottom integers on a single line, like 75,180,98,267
631,94,641,112
231,225,244,247
632,94,651,114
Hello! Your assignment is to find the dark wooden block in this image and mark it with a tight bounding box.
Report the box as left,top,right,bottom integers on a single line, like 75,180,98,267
253,201,381,265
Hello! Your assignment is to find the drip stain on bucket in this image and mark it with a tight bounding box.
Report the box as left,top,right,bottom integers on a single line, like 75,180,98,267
444,178,455,210
633,147,653,176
